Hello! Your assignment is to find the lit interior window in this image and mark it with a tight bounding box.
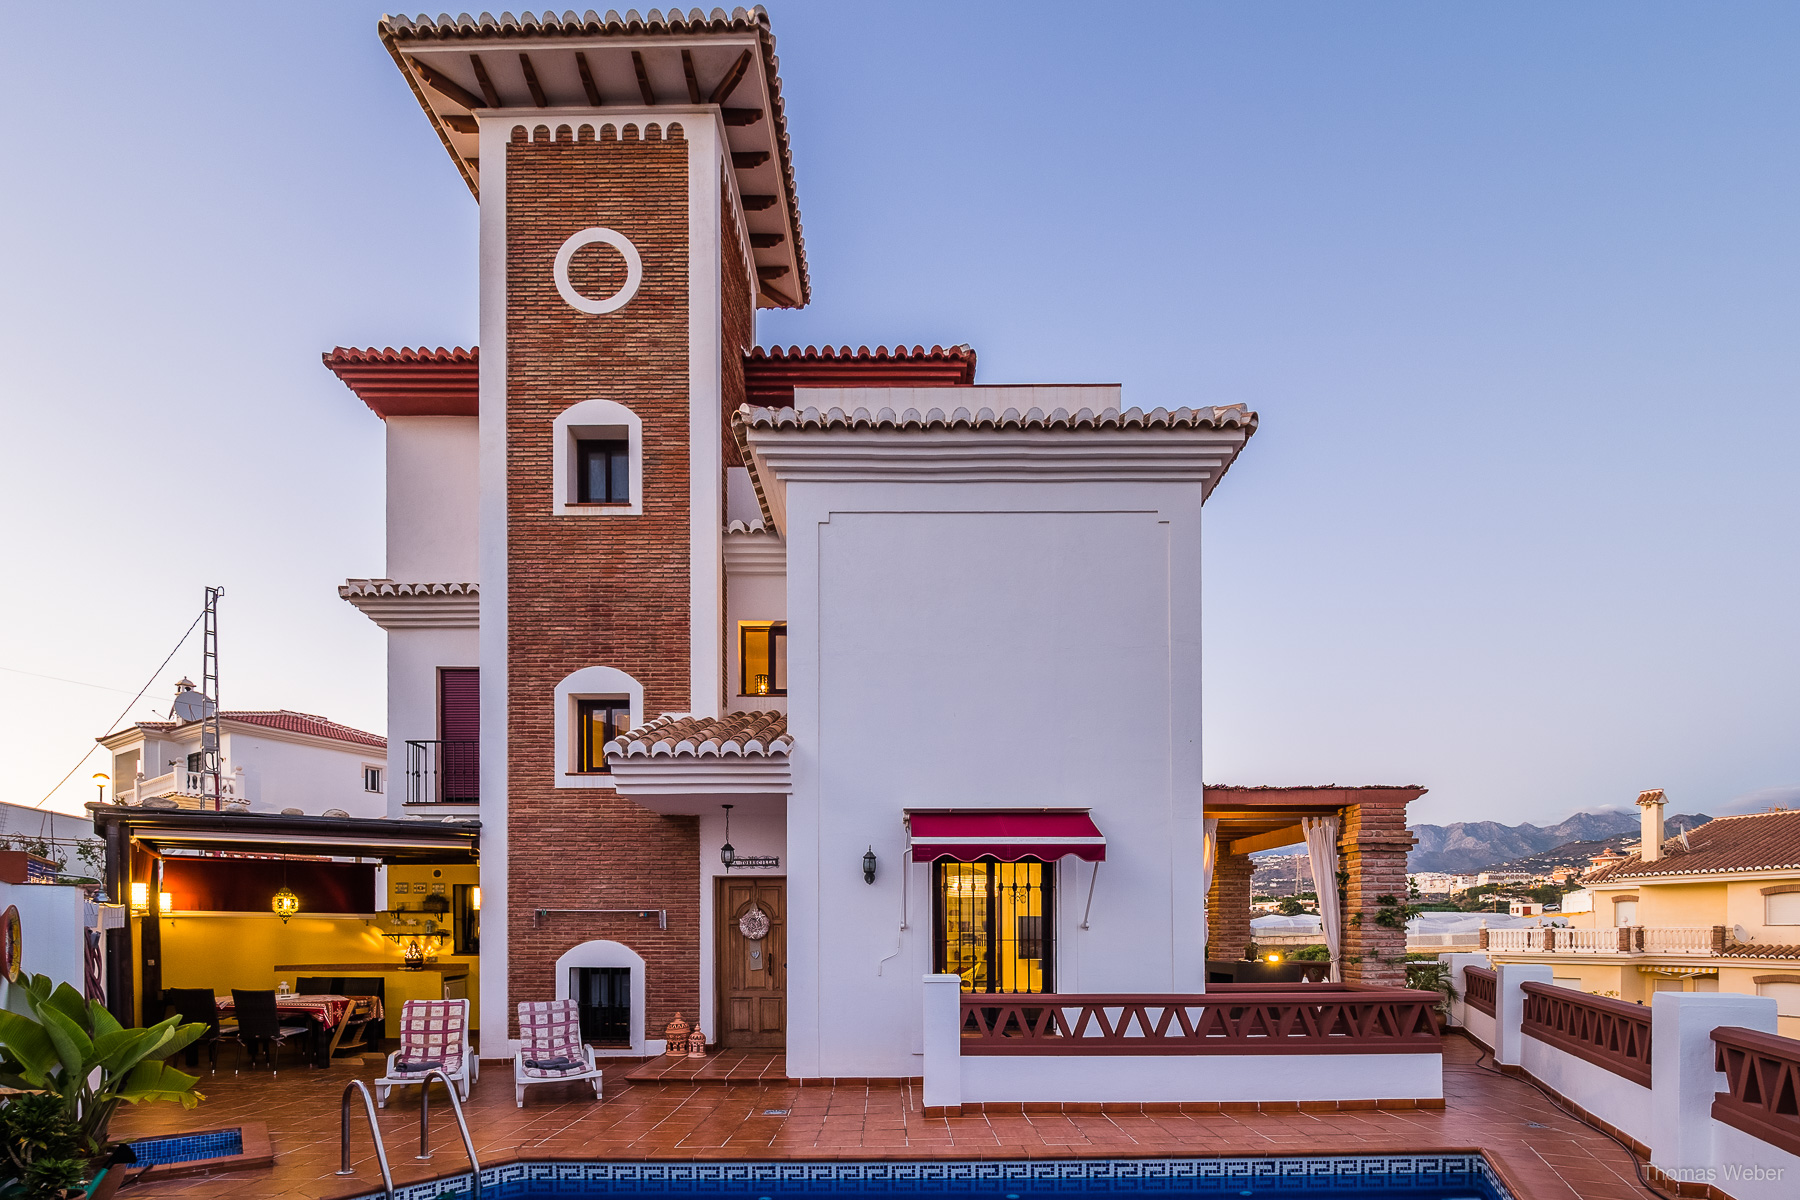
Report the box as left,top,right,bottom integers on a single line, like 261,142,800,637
739,622,787,697
576,698,632,773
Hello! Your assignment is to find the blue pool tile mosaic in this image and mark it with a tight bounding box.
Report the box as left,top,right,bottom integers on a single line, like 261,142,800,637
125,1128,244,1167
357,1156,1510,1200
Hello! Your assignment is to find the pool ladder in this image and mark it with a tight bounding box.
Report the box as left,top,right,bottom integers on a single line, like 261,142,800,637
339,1072,482,1199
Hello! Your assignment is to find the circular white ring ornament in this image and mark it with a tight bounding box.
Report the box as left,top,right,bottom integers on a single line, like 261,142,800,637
738,907,771,941
553,227,643,315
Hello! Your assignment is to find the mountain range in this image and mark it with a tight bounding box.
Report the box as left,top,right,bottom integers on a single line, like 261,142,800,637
1407,810,1711,873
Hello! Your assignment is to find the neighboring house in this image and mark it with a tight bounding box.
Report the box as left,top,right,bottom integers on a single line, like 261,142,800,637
1483,790,1800,1036
325,11,1425,1087
97,681,388,818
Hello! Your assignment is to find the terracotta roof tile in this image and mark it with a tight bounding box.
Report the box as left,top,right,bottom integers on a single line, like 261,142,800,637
1585,810,1800,881
323,346,478,419
379,7,809,306
607,710,788,759
735,400,1256,434
120,711,385,750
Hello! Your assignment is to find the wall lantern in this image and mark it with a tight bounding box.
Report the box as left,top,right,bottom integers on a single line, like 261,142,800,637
129,882,148,913
271,887,301,924
720,804,736,871
92,772,110,804
471,886,482,911
862,846,877,885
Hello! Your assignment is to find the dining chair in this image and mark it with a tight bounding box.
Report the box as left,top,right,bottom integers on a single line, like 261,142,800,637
228,989,309,1075
159,988,221,1072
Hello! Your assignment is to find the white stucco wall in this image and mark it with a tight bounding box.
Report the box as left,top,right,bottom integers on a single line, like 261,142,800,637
386,627,480,816
783,477,1207,1078
0,881,88,1010
959,1050,1442,1105
1708,1122,1800,1200
224,729,386,818
1520,1031,1653,1144
387,415,479,583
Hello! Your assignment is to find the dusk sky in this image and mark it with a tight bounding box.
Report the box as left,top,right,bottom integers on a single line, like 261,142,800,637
2,1,1795,826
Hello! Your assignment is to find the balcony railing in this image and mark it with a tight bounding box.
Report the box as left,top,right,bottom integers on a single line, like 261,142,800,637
1484,924,1727,957
1521,980,1652,1087
1463,966,1496,1017
1712,1024,1800,1158
406,740,479,805
959,986,1443,1056
119,768,244,808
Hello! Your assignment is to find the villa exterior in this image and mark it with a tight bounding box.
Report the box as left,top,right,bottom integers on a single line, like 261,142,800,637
1483,791,1800,1035
97,681,388,818
320,8,1431,1103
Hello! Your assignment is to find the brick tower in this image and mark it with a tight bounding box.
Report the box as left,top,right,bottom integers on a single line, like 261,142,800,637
379,10,803,1055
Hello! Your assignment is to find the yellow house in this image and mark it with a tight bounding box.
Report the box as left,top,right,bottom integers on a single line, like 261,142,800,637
1483,792,1800,1037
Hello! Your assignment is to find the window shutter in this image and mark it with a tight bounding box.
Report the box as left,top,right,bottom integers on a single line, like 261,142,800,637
440,669,480,741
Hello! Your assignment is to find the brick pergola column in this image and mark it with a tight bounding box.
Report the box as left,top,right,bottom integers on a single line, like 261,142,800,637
1339,798,1418,987
1206,851,1254,962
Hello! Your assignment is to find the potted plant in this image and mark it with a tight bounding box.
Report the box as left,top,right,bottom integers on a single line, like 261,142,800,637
0,975,206,1197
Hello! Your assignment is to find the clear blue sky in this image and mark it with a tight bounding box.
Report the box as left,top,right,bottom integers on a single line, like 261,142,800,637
2,2,1795,825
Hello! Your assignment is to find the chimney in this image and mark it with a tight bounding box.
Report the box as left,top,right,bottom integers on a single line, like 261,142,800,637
1637,789,1667,862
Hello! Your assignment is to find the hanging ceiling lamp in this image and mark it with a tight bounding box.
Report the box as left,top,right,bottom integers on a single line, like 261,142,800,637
271,887,300,923
271,861,299,923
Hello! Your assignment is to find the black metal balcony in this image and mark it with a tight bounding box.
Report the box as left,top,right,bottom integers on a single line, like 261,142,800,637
405,740,479,805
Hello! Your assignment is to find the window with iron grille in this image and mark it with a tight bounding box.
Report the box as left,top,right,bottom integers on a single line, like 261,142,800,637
575,699,631,774
933,860,1053,994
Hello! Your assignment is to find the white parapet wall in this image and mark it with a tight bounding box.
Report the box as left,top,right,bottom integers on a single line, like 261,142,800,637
922,974,1443,1109
958,1051,1442,1106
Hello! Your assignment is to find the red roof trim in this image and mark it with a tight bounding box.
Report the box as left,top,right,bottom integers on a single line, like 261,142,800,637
743,344,977,411
323,346,479,419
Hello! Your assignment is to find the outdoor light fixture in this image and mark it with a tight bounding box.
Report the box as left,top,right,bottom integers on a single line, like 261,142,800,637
1265,953,1282,964
271,887,300,924
754,674,770,696
160,893,173,913
720,804,736,870
862,846,877,885
471,886,482,911
129,882,148,913
93,772,109,804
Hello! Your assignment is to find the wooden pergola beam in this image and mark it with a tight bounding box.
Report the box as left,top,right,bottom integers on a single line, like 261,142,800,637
1227,823,1308,857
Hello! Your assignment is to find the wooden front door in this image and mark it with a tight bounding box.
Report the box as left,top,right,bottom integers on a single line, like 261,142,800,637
716,876,785,1048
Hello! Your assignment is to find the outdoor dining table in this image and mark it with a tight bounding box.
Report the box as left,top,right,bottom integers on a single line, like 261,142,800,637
214,993,384,1067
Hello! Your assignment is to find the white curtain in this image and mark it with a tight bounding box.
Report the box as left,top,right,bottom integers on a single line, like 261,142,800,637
1302,815,1343,982
1200,817,1220,957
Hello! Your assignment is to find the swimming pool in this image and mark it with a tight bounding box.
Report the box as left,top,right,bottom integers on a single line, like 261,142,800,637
354,1155,1511,1200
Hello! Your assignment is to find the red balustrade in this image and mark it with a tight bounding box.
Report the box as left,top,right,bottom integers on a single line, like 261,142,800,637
1464,966,1497,1017
1712,1025,1800,1158
1520,981,1652,1087
959,987,1442,1056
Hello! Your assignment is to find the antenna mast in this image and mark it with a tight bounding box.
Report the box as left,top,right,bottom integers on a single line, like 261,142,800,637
200,587,224,810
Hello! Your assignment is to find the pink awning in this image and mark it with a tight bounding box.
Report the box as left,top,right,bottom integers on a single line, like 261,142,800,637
907,810,1106,863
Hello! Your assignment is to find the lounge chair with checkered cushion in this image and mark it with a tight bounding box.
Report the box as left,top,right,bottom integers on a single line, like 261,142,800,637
374,998,473,1106
513,998,602,1107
